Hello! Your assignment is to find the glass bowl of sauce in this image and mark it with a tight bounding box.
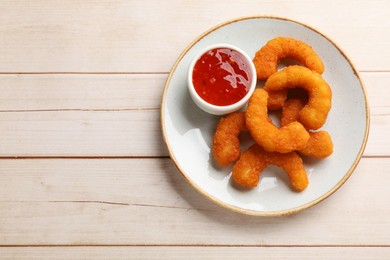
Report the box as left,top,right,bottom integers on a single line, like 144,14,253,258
188,44,257,115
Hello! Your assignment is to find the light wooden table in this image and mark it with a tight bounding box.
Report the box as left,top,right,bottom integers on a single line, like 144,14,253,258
0,1,389,259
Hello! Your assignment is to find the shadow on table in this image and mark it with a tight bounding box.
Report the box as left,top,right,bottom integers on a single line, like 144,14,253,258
159,158,321,231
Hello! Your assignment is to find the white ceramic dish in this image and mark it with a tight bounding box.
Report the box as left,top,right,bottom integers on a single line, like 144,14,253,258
160,16,370,216
187,43,257,115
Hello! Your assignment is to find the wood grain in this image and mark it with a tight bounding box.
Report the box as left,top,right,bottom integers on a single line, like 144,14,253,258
0,158,388,245
1,246,389,259
0,72,386,157
0,74,166,111
0,109,386,157
0,72,386,113
0,0,388,257
0,110,166,157
0,0,389,72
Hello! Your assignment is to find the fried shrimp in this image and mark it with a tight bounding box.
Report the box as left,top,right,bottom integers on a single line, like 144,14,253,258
267,89,288,110
300,131,333,158
281,98,333,158
245,88,309,153
280,98,306,127
253,37,324,80
212,112,247,166
264,65,332,130
232,144,308,191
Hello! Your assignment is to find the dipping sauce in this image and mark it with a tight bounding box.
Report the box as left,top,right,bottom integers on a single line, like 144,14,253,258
192,47,253,106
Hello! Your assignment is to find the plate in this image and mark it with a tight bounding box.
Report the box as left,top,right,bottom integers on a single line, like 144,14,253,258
160,16,369,216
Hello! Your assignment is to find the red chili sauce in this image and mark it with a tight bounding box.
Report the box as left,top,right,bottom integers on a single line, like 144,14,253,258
192,48,252,106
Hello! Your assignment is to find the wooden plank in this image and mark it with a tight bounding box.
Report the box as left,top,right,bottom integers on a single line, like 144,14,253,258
365,114,390,156
0,109,385,157
0,110,167,157
0,74,167,111
0,72,387,114
0,72,385,157
0,246,389,259
0,110,383,157
0,158,389,245
0,1,388,72
363,72,390,116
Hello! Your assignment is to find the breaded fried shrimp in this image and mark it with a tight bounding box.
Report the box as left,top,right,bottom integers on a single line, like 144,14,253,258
300,131,333,158
281,98,333,158
280,98,306,126
232,144,308,191
212,112,247,166
267,89,288,110
264,66,332,130
245,88,309,153
232,144,268,188
253,37,324,80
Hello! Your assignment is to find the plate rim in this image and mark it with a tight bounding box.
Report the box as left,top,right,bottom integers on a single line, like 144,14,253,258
160,15,370,216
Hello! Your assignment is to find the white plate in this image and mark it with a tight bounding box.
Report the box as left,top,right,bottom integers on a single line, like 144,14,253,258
160,16,369,216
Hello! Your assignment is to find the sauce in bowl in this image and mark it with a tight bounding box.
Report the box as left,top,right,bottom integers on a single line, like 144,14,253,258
192,48,253,106
187,44,256,115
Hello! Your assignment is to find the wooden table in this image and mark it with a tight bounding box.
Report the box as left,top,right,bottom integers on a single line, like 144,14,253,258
0,1,389,259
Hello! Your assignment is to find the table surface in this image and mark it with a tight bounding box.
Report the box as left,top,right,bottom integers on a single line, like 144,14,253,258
0,0,389,259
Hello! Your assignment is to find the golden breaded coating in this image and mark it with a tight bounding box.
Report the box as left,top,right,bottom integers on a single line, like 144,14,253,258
280,98,306,126
253,37,324,80
267,89,288,110
245,88,309,153
232,144,308,191
281,98,333,158
264,65,332,130
212,112,247,166
231,144,268,188
300,131,333,158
